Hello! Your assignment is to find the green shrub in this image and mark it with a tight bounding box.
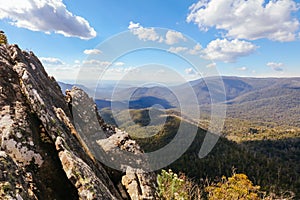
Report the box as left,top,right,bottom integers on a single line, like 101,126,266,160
157,169,201,200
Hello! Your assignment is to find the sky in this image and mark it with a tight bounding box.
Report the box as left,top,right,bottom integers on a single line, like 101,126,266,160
1,0,300,84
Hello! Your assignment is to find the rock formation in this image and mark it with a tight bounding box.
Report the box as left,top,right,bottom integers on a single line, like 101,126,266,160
0,43,157,199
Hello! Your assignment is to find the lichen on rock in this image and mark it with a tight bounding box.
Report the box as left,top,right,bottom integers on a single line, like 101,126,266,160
0,43,158,199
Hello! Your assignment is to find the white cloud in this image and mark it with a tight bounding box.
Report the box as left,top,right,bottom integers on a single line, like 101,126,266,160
114,62,125,66
237,66,248,71
185,68,196,75
188,43,202,55
128,21,140,29
40,57,63,65
128,21,188,45
106,66,139,74
84,49,102,55
202,38,258,62
267,62,284,71
0,0,96,39
44,64,80,81
187,0,300,42
168,46,188,54
83,60,111,66
165,30,187,45
206,62,217,68
128,21,162,42
168,43,203,54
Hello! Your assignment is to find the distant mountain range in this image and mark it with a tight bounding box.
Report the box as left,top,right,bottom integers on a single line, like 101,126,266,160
59,76,300,127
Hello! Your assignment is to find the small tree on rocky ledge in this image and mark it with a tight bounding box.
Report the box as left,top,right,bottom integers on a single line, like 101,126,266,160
0,31,8,45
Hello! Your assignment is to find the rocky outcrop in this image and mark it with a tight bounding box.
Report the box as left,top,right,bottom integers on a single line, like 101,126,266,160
69,87,157,200
0,43,157,199
1,44,83,199
121,166,157,200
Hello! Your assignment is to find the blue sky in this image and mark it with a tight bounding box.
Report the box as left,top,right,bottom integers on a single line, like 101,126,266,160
1,0,300,83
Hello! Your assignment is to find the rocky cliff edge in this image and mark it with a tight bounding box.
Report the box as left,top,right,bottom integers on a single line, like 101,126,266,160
0,44,157,200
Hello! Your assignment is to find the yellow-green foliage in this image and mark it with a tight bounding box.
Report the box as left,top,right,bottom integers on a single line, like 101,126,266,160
205,173,261,200
0,33,7,45
157,169,201,200
157,169,188,200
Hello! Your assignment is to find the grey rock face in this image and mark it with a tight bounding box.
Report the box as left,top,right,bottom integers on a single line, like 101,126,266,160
0,44,121,199
0,43,157,199
69,87,158,200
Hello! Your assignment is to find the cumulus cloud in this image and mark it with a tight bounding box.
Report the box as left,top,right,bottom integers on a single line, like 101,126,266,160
74,60,81,64
83,60,112,66
187,0,300,42
114,62,125,66
202,38,258,62
84,49,102,55
185,68,197,75
206,62,217,68
168,46,188,54
165,30,187,45
106,66,139,74
168,43,203,55
237,67,248,71
267,62,284,71
128,21,257,62
188,43,202,55
40,57,64,65
128,21,162,42
0,0,96,39
44,64,80,81
128,22,187,45
128,21,140,29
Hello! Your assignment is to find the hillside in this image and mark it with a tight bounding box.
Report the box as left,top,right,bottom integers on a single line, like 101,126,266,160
102,108,300,198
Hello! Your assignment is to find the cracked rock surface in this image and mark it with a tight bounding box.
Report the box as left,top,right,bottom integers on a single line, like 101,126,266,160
0,43,157,199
